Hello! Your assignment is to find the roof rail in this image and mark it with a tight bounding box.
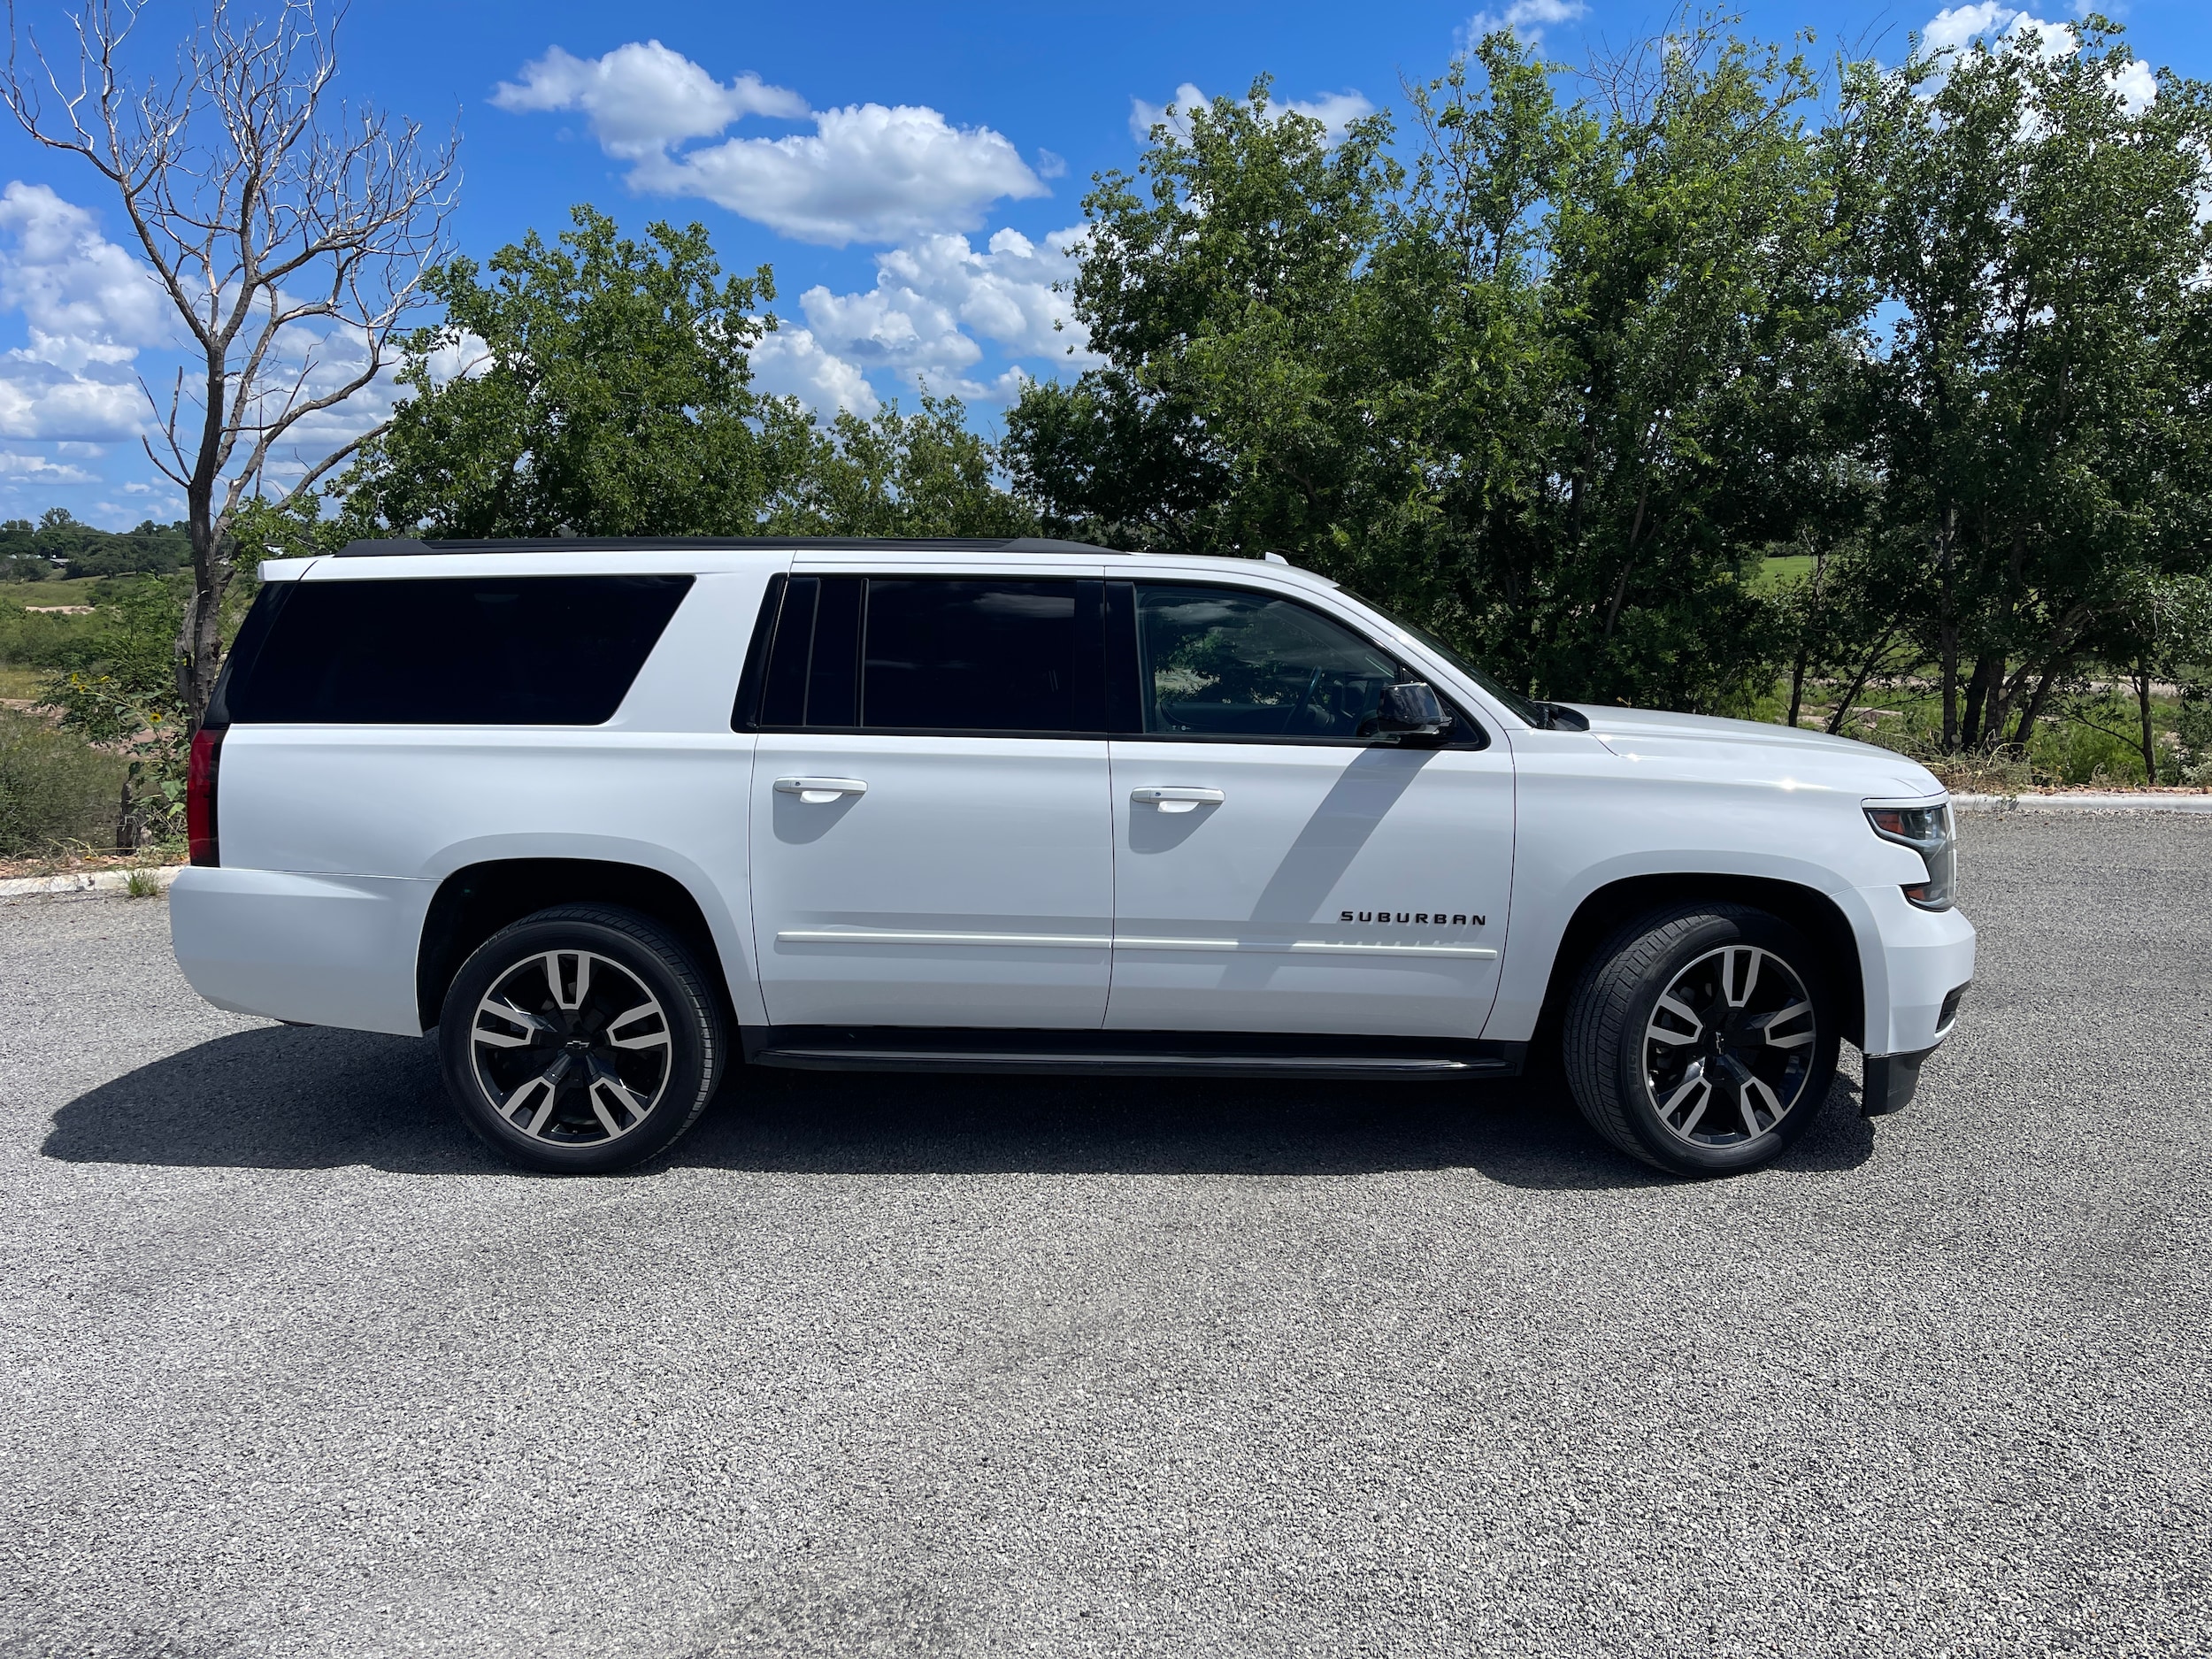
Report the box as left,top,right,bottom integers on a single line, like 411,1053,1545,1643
334,534,1125,558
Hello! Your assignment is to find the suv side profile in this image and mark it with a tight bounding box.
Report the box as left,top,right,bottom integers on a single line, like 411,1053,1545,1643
171,537,1974,1177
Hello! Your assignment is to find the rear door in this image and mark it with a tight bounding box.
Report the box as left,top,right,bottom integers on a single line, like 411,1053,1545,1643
746,570,1114,1028
1105,580,1517,1039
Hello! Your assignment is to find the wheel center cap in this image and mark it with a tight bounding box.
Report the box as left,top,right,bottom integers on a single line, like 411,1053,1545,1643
566,1037,589,1052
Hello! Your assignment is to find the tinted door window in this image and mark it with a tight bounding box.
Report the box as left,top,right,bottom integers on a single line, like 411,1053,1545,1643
1135,585,1400,741
223,575,692,726
862,580,1087,733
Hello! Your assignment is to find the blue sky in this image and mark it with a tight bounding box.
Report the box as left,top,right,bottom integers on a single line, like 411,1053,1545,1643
1,0,2207,526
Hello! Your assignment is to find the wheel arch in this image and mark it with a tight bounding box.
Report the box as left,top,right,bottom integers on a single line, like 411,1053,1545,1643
416,858,730,1033
1532,873,1866,1051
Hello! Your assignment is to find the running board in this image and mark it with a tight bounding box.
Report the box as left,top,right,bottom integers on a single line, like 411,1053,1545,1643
741,1026,1524,1081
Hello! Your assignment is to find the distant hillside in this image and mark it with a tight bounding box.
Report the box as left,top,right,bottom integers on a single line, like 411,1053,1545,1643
0,511,189,581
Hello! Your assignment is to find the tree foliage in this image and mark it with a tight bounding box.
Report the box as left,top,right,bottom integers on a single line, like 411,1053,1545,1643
1005,19,2212,734
341,206,1035,543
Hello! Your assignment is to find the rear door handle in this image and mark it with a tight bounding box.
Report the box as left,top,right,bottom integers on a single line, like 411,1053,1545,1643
1132,786,1225,815
775,777,869,804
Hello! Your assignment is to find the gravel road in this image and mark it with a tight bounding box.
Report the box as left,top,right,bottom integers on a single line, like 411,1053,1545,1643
2,813,2208,1658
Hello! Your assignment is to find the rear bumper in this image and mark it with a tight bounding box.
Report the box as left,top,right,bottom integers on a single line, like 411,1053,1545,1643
169,866,430,1035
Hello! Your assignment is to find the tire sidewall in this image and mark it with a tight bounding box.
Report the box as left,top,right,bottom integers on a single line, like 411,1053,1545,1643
1605,910,1839,1176
437,912,719,1174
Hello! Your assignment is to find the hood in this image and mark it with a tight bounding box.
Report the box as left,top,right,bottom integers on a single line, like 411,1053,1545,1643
1563,704,1945,797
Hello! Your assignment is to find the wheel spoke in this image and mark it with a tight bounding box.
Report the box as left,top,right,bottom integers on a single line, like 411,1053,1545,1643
545,951,591,1011
475,998,549,1048
586,1084,626,1139
1723,947,1762,1007
1649,994,1702,1045
604,1002,669,1049
1733,1066,1782,1135
588,1056,652,1139
1756,1000,1814,1049
503,1071,555,1131
1659,1059,1709,1125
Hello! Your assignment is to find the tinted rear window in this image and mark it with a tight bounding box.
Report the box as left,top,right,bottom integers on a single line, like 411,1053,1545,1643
224,575,692,725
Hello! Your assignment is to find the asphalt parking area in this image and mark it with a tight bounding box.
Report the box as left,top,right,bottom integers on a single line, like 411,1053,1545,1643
2,811,2207,1658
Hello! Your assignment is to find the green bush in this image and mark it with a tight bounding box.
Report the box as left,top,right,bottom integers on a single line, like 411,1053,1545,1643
0,710,128,856
2177,687,2212,784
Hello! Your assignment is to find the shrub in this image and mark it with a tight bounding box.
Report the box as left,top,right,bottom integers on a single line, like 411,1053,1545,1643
0,709,129,856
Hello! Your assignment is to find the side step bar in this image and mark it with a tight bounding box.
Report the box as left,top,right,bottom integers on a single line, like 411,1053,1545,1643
741,1027,1525,1081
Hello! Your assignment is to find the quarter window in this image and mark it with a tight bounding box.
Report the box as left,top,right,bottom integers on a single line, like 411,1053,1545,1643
1134,585,1402,741
222,575,693,726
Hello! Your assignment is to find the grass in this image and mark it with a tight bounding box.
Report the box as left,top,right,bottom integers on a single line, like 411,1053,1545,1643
0,664,42,700
0,577,103,610
0,708,128,856
1747,681,2206,789
1753,555,1816,592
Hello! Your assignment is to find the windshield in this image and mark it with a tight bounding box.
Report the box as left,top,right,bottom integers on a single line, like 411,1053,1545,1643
1348,595,1552,727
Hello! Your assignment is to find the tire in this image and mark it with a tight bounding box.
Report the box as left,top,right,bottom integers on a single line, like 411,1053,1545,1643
437,903,727,1174
1563,904,1839,1178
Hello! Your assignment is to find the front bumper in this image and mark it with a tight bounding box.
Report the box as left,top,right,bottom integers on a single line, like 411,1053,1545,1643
1847,882,1975,1116
1864,1042,1939,1115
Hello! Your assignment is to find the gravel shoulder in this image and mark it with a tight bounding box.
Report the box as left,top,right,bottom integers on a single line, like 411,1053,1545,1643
1,814,2208,1658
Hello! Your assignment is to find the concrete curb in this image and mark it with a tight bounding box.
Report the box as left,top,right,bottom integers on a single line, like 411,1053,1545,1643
1953,792,2212,814
0,864,181,902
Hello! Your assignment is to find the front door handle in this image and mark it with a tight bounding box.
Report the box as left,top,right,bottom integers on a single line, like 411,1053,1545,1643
775,777,869,804
1132,786,1225,815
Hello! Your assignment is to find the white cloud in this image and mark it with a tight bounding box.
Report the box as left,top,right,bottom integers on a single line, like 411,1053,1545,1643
496,41,1048,246
0,182,169,372
786,225,1096,402
1457,0,1586,50
633,101,1048,246
0,360,142,441
1920,6,2157,112
0,182,174,442
491,41,805,161
749,325,879,417
1129,83,1377,145
2107,57,2158,115
0,449,96,483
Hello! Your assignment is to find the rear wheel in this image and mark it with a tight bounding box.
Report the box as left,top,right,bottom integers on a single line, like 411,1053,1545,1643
437,904,726,1173
1563,904,1839,1177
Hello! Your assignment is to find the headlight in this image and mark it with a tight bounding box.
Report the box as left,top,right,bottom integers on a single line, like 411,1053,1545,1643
1865,803,1956,910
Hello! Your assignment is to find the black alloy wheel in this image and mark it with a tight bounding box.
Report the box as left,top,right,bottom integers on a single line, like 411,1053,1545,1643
437,904,726,1173
1563,903,1840,1177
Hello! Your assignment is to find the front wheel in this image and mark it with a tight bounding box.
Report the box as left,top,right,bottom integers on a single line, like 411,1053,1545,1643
1563,904,1839,1177
437,904,728,1174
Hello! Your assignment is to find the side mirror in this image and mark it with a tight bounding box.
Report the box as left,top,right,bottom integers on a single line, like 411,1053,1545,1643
1375,681,1454,744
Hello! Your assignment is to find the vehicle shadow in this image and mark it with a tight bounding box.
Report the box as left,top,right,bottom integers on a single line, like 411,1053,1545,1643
42,1025,1875,1189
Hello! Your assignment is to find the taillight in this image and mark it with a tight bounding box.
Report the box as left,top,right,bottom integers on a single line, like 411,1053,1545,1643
187,726,224,866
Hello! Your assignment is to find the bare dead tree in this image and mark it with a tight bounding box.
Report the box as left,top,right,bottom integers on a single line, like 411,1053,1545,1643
4,0,457,726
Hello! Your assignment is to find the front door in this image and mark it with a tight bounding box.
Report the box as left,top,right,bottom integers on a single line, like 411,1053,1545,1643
1106,582,1516,1039
748,572,1113,1028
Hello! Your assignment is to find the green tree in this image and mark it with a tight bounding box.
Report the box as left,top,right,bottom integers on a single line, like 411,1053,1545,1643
1842,18,2212,754
1005,76,1398,557
340,206,810,538
764,394,1040,538
1009,30,1868,713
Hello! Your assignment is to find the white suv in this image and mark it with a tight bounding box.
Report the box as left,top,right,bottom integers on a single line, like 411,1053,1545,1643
169,537,1974,1177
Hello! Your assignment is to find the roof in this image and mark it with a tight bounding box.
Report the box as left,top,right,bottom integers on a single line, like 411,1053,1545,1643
334,535,1124,558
